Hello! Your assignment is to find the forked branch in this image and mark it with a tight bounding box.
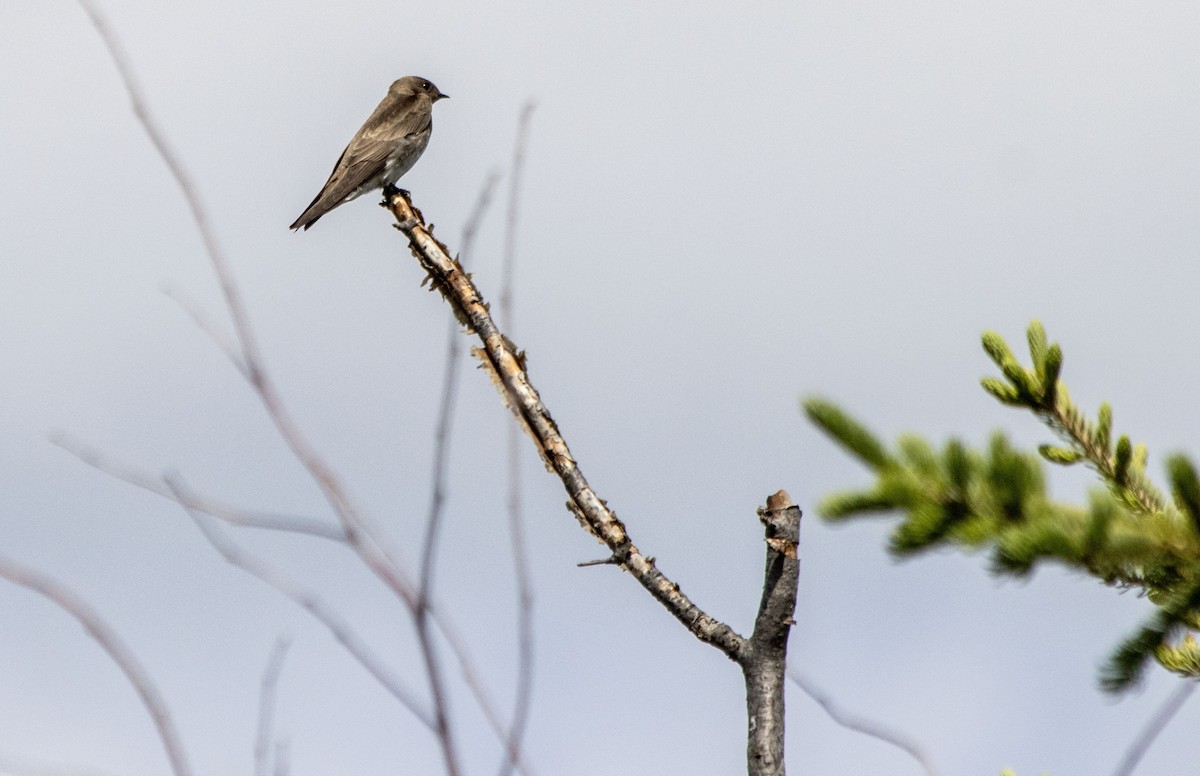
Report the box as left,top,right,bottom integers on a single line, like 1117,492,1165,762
386,190,802,775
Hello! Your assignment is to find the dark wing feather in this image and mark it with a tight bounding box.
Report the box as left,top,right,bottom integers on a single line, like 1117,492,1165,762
290,91,433,230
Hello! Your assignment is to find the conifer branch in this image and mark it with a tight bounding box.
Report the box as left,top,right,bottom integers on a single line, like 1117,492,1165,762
981,322,1168,515
804,321,1200,694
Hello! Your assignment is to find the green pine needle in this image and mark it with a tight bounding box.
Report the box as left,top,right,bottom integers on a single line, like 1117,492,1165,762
1027,321,1049,375
981,331,1016,368
1167,454,1200,534
803,398,892,470
1038,444,1083,465
1156,636,1200,679
1041,345,1062,407
1114,436,1132,487
981,377,1022,405
1096,403,1113,454
1101,619,1168,692
808,320,1200,696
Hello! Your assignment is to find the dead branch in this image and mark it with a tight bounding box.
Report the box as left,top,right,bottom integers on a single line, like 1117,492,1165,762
0,555,193,776
164,475,434,728
787,668,939,776
497,99,538,776
431,607,540,776
418,169,502,604
386,189,801,774
254,636,292,776
52,434,345,541
1112,680,1195,776
387,189,747,656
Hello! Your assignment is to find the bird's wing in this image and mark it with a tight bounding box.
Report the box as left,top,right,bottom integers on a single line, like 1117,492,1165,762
326,93,433,199
290,93,432,229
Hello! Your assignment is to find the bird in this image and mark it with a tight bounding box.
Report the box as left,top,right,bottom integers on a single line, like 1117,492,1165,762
290,76,448,231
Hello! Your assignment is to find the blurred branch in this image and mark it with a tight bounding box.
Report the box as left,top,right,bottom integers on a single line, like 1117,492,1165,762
62,432,532,771
432,607,540,776
787,668,939,776
271,740,290,776
52,434,345,541
419,169,502,602
255,636,292,776
1111,680,1195,776
78,0,418,612
164,475,434,728
0,555,193,776
497,99,537,776
82,5,461,771
161,285,248,377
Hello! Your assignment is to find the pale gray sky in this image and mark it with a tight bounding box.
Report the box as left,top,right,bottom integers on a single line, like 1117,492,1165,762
2,1,1200,774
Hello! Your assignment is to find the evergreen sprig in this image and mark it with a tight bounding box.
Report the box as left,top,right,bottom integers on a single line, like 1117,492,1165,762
983,322,1168,514
805,321,1200,692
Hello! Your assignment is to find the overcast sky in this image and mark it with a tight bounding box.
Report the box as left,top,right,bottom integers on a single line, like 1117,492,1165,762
3,2,1200,774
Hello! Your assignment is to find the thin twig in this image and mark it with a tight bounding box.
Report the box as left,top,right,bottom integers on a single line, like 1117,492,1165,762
411,171,506,776
161,285,249,378
787,667,939,776
497,100,537,776
430,607,540,776
254,636,292,776
52,434,345,541
163,475,435,728
0,555,193,776
411,605,460,775
77,0,418,613
418,169,502,604
1111,680,1195,776
272,740,291,776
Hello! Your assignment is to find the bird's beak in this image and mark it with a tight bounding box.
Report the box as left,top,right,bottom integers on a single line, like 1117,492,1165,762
436,93,449,101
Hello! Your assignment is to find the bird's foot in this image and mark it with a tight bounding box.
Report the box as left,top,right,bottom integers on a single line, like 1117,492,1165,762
380,184,409,203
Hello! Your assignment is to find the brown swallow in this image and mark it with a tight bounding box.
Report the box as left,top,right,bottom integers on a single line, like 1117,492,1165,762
290,76,448,230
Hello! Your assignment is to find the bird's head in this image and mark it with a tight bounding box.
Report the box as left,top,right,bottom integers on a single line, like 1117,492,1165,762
392,76,449,103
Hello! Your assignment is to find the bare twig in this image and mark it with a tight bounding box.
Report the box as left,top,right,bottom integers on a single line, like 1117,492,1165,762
272,740,290,776
1111,680,1195,776
498,100,537,776
254,636,292,776
161,285,248,378
499,102,535,323
418,169,502,604
787,668,939,776
413,170,505,776
52,434,345,541
411,603,460,774
163,475,435,728
431,607,540,776
0,555,193,776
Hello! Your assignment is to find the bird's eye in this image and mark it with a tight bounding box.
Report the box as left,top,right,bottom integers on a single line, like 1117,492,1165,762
421,81,431,90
